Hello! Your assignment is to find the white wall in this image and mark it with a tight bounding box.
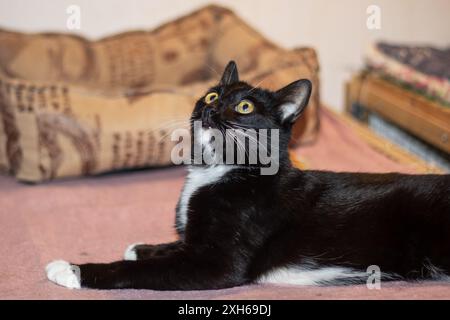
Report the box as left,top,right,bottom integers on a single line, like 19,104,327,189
0,0,449,110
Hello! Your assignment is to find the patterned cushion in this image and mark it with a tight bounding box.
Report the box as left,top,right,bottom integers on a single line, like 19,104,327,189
366,42,450,106
0,5,320,182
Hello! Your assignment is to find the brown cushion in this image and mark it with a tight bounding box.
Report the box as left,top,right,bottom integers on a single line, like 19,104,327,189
0,5,320,182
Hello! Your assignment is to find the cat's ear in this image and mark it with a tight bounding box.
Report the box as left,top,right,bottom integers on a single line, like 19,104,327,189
275,79,312,124
220,61,239,86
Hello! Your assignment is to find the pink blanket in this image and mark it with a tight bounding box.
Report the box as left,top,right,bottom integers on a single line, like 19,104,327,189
1,109,448,299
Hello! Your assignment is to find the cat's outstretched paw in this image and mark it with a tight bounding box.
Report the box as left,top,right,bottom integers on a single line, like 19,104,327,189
123,243,143,261
46,260,81,289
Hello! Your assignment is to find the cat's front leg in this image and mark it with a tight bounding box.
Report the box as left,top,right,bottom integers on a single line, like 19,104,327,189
123,241,182,260
46,247,245,290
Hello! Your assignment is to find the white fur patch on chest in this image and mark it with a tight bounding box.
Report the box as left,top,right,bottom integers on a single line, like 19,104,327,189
258,265,368,286
177,165,234,228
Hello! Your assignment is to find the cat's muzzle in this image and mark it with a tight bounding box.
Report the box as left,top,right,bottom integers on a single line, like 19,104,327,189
201,108,218,128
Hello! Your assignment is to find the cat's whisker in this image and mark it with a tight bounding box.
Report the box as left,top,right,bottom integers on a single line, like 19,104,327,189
222,122,251,161
239,131,272,158
224,128,246,162
155,122,191,143
143,120,191,145
223,121,278,158
204,63,221,78
144,118,190,135
149,119,190,132
247,132,279,161
247,76,267,93
224,120,253,129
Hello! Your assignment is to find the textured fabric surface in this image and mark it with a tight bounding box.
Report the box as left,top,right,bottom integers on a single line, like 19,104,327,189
366,42,450,106
0,5,320,182
377,42,450,81
1,109,448,299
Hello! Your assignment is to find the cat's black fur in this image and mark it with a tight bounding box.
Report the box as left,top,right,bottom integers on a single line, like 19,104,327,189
47,61,450,290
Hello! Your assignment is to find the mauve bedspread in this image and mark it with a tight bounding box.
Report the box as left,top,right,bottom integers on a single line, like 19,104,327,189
1,109,449,299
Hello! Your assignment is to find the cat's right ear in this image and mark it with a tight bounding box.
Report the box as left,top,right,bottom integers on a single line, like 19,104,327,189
275,79,312,124
220,61,239,86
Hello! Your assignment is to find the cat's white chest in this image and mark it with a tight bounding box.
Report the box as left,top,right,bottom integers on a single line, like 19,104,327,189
177,165,234,228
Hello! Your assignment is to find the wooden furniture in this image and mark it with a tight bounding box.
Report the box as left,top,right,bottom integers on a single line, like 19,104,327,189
345,73,450,154
327,107,442,173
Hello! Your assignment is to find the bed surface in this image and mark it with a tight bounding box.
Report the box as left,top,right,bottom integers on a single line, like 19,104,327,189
1,108,448,300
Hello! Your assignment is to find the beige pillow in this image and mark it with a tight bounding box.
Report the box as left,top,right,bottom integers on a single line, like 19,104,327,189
0,5,320,182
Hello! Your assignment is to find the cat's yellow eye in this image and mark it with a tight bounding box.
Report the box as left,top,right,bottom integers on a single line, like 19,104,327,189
235,100,254,114
204,92,219,104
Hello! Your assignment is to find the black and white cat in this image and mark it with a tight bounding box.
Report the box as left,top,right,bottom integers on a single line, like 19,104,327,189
46,61,450,290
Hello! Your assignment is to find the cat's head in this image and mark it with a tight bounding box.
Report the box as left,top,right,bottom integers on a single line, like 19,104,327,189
190,61,312,172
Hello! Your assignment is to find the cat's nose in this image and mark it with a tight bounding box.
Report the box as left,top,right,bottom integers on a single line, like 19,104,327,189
202,107,217,128
202,107,214,118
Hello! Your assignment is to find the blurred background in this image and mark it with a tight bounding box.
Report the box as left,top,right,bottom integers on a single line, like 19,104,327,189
0,0,449,110
1,0,450,300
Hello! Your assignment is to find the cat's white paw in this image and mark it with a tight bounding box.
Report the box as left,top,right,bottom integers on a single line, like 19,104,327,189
46,260,81,289
123,243,143,261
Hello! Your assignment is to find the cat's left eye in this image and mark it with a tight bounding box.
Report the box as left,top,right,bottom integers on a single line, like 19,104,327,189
235,100,254,114
204,92,219,104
